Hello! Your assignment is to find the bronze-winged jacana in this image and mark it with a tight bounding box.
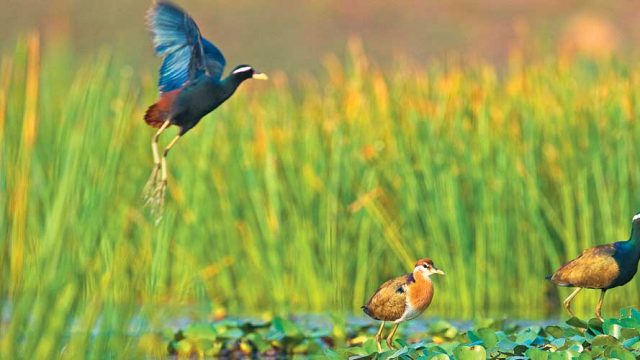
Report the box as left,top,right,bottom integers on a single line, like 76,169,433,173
362,258,445,352
143,1,267,220
547,213,640,321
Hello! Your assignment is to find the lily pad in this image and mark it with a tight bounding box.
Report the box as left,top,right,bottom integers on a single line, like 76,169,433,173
453,345,486,360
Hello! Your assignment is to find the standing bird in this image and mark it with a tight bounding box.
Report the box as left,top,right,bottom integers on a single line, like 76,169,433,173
143,1,268,219
547,213,640,321
362,258,445,352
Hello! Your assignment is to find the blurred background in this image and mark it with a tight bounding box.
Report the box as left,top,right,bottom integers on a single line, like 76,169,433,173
2,0,640,72
4,1,640,357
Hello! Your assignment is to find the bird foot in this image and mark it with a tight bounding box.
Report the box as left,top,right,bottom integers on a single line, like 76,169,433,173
143,165,167,224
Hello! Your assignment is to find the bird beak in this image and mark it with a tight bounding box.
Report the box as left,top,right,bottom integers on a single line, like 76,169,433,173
252,72,268,80
433,268,445,275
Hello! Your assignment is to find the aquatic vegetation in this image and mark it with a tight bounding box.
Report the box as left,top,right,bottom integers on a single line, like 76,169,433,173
169,309,640,358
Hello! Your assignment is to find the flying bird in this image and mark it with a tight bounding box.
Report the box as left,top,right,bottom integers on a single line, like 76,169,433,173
143,1,267,220
547,213,640,321
362,258,445,352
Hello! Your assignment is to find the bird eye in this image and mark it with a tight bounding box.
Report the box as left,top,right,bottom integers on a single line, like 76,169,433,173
422,264,429,269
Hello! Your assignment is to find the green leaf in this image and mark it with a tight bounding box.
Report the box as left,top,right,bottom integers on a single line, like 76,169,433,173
566,317,588,329
586,318,603,334
174,339,194,355
183,323,217,341
622,335,640,349
590,334,617,347
452,345,486,360
494,338,518,353
271,317,303,338
467,328,498,348
547,350,573,360
515,326,540,346
603,319,623,338
323,348,344,360
605,345,635,360
362,338,380,354
426,354,451,360
544,325,564,338
525,348,549,360
218,327,243,340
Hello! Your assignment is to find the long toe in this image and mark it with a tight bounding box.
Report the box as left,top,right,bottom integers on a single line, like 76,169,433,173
143,175,167,224
563,303,575,318
386,337,395,349
376,340,382,353
143,165,162,203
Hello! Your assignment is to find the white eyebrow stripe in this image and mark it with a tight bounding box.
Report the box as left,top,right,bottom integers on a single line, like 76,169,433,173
232,66,252,74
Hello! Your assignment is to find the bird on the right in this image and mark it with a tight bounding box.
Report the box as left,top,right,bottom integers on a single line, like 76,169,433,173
547,213,640,321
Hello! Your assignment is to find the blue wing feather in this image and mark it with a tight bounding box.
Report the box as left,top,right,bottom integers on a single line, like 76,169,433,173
202,38,226,81
147,2,226,92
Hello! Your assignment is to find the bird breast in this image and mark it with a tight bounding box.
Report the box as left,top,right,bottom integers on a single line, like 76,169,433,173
407,277,434,314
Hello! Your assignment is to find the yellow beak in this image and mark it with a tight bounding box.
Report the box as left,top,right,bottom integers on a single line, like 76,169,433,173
252,72,268,80
433,268,445,275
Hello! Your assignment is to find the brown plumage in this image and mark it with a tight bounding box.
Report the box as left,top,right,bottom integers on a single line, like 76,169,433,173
549,245,619,289
144,89,180,128
362,258,444,352
547,213,640,321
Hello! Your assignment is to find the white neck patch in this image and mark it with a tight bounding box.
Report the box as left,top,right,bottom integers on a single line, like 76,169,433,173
232,66,253,74
633,213,640,222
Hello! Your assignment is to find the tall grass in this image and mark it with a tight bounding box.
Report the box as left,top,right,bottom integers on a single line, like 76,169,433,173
2,36,640,357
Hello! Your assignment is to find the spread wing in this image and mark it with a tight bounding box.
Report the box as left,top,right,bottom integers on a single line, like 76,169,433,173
362,275,409,321
147,1,227,92
549,244,619,289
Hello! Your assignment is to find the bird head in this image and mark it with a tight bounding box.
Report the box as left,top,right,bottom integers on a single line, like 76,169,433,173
630,213,640,240
413,258,445,279
231,65,268,80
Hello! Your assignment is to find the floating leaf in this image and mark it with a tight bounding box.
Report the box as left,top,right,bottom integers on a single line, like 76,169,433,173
183,323,217,341
590,334,617,347
622,335,640,349
453,345,486,360
586,318,603,334
603,319,623,338
547,350,572,360
544,325,564,338
525,348,548,360
516,327,541,346
426,354,450,360
467,328,498,348
566,317,588,329
605,345,635,360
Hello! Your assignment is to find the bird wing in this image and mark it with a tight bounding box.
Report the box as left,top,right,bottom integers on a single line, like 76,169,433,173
363,275,409,321
147,2,227,93
550,244,620,289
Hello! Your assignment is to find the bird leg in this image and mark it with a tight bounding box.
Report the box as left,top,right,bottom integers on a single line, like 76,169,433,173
144,120,170,196
386,323,400,349
149,134,182,222
374,321,385,353
563,287,582,318
161,134,181,184
595,290,606,321
143,120,171,222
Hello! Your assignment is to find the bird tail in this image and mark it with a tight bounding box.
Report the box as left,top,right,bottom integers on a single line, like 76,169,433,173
361,305,378,320
545,274,552,281
144,103,168,128
144,89,180,128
